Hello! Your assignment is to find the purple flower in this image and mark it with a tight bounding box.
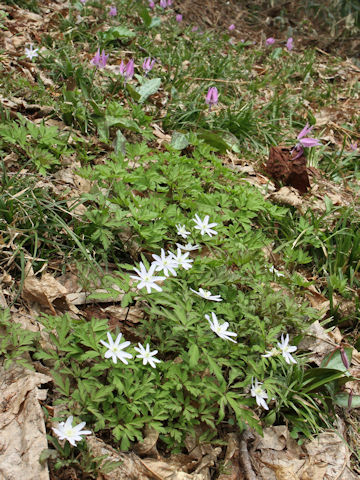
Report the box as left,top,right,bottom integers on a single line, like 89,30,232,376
291,123,321,159
160,0,167,7
80,0,86,4
109,6,117,16
176,14,182,22
228,24,235,31
142,57,155,75
350,142,358,151
266,37,275,45
118,59,134,83
192,26,198,32
205,87,218,111
91,48,109,68
148,0,155,8
297,123,321,148
286,37,293,51
167,0,172,5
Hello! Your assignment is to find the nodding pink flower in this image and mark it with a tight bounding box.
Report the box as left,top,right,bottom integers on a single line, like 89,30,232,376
292,122,321,159
192,26,198,32
80,0,86,4
109,6,117,16
286,37,293,51
160,0,167,8
142,57,155,75
350,142,358,151
91,48,109,68
266,37,275,45
297,123,321,148
205,87,218,111
167,0,172,5
148,0,155,8
118,59,134,83
228,24,235,31
176,14,182,22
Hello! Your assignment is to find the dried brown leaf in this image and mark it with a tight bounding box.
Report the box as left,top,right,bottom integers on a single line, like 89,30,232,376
0,364,51,480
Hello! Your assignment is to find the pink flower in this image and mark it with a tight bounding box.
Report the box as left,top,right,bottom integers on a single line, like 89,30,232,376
291,123,321,159
160,0,167,7
142,57,155,74
205,87,218,111
192,26,198,32
286,37,293,51
148,0,155,8
167,0,172,5
350,142,358,151
109,6,117,16
118,59,134,83
228,24,235,31
266,37,275,45
297,123,321,147
91,48,109,68
176,14,182,22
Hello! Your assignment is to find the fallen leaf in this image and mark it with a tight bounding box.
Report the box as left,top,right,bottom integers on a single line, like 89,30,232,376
267,186,303,208
299,321,342,365
134,426,159,457
218,433,243,480
87,436,150,480
22,273,69,314
0,364,51,480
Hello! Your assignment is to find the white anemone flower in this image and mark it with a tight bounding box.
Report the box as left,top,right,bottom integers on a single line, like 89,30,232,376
134,343,161,368
130,262,165,293
171,248,193,270
262,346,281,358
176,243,200,251
192,214,218,237
205,312,237,343
152,249,178,277
25,44,39,60
278,333,297,364
190,287,222,302
251,379,269,410
100,332,133,365
268,265,285,277
176,224,191,239
52,416,91,446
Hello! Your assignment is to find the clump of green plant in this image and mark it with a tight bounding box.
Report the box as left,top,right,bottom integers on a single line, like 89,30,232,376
0,113,73,174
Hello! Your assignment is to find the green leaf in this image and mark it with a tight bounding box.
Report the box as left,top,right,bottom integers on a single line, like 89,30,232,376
334,393,360,409
302,368,347,393
98,26,136,44
138,6,152,27
198,129,240,153
206,354,225,384
321,348,352,372
189,344,199,368
126,84,141,101
171,131,189,150
114,130,127,155
137,78,161,103
39,448,58,465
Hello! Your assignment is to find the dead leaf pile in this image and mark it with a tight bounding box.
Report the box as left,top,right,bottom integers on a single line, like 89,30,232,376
251,423,357,480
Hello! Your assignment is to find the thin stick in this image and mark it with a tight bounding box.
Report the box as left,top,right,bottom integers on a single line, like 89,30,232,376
239,431,257,480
